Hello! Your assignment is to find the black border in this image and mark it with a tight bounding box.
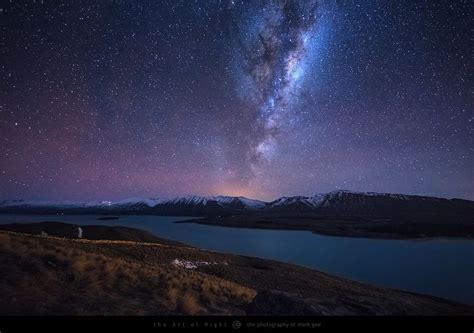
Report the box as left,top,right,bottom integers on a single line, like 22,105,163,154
0,316,473,332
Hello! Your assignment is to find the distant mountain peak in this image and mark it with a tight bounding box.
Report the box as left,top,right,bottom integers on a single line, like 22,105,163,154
1,191,472,220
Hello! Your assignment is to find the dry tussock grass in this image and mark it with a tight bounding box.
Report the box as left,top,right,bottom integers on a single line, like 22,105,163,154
0,231,255,315
178,293,205,315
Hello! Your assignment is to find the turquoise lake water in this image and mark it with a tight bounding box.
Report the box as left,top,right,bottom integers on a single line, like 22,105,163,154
1,214,473,305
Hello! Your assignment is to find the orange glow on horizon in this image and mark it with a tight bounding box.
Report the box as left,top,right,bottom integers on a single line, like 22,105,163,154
211,183,269,201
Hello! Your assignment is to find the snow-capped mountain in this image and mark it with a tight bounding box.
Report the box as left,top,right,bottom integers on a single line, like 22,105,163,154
267,195,326,210
0,190,472,221
110,196,266,210
113,198,165,209
267,190,459,211
0,195,267,215
265,190,474,222
0,199,110,208
160,196,266,209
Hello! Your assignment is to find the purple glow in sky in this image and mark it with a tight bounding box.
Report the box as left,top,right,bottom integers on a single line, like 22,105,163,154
1,1,472,201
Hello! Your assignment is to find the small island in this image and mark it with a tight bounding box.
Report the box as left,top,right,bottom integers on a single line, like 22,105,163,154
97,216,120,221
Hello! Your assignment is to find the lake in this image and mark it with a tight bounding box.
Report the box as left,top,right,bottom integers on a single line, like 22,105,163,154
1,214,473,305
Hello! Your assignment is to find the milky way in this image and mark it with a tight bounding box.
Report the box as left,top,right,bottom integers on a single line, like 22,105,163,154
1,0,472,201
235,0,323,172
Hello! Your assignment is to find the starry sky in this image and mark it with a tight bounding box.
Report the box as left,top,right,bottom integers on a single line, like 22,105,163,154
1,0,472,201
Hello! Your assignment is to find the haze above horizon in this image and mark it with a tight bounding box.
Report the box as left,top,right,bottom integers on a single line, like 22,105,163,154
1,1,472,201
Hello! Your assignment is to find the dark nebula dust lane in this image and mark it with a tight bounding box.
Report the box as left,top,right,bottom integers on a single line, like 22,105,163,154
232,0,325,170
0,0,472,201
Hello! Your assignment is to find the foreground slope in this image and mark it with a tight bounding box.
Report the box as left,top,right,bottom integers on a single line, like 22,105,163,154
0,224,472,315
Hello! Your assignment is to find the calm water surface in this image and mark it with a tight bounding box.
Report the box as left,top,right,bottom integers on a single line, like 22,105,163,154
1,214,473,305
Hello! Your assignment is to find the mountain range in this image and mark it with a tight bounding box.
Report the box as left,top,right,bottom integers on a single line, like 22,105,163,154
1,190,473,223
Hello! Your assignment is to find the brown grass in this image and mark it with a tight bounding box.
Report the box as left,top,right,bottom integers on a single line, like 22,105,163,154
0,232,255,315
1,230,472,316
177,294,205,315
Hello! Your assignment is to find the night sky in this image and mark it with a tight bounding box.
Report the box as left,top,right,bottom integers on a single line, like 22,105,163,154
1,0,472,201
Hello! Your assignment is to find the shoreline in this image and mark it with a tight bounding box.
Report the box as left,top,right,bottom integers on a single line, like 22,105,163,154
175,216,474,241
1,224,473,315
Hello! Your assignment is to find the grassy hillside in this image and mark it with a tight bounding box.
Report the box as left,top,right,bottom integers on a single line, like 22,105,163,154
0,224,472,315
0,221,188,247
0,231,253,315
